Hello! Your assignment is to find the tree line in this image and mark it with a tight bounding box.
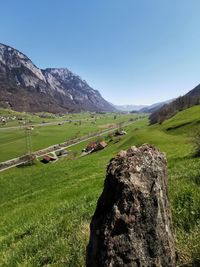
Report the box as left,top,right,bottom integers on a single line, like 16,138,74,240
149,95,200,124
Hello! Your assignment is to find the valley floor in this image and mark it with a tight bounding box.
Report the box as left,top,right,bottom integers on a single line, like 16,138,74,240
0,106,200,266
0,111,141,162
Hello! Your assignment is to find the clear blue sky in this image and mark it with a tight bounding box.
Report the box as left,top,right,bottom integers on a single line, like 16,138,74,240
1,0,200,105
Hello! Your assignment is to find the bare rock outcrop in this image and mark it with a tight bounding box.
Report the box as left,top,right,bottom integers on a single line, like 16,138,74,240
0,43,116,113
86,144,176,267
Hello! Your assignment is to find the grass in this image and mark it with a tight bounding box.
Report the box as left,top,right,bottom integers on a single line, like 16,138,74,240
0,108,107,127
160,104,200,135
0,106,200,266
0,112,142,162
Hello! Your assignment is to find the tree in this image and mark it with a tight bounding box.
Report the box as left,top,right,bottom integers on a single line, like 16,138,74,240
149,95,200,125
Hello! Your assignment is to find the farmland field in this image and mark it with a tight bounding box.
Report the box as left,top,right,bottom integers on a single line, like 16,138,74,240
0,111,143,162
0,106,200,266
0,109,98,128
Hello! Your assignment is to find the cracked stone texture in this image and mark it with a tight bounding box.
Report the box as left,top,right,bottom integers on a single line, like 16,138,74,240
86,144,176,267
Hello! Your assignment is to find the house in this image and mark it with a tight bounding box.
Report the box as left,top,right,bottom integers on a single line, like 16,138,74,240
96,141,107,151
1,118,6,124
114,130,127,136
26,126,34,131
85,141,98,152
84,141,108,154
41,153,57,164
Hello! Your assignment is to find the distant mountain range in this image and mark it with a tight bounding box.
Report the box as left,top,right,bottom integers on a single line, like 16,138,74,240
114,104,147,112
114,100,173,113
1,43,198,118
0,43,116,113
139,99,174,113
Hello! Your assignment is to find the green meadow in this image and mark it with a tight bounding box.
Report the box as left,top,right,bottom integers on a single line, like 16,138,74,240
0,109,101,127
0,112,141,162
0,106,200,266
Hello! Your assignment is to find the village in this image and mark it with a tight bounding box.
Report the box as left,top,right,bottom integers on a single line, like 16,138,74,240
0,113,131,172
0,115,17,125
38,128,127,164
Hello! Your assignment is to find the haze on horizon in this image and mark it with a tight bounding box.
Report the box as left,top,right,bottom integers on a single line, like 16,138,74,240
1,0,200,106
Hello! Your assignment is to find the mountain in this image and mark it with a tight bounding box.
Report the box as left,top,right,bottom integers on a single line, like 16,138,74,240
114,104,147,112
186,83,200,97
0,43,116,113
139,99,173,113
149,85,200,124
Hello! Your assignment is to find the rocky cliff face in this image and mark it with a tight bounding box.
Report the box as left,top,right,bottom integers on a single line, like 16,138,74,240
87,144,176,267
0,43,115,113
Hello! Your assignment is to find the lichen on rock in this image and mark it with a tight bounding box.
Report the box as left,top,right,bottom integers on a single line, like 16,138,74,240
87,144,176,267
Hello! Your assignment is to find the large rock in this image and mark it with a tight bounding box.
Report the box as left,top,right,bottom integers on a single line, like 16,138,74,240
87,144,176,267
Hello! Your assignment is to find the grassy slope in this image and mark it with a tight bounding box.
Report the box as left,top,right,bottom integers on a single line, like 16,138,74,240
0,107,200,266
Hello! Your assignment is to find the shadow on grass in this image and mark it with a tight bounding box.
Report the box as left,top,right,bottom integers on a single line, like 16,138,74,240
190,173,200,186
192,153,200,159
166,122,192,131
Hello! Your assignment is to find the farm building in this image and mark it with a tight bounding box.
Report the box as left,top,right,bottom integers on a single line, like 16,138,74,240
96,141,107,150
114,130,127,136
41,154,57,164
85,141,98,152
84,141,107,154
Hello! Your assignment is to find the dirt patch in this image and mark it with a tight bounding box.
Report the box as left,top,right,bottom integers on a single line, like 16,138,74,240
98,123,117,129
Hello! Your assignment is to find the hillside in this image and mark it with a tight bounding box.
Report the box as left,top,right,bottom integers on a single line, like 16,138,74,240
139,99,173,113
0,44,115,113
150,84,200,124
0,106,199,266
160,105,200,133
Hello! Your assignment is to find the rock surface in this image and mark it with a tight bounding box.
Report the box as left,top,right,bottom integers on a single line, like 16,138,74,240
87,144,176,267
0,43,116,113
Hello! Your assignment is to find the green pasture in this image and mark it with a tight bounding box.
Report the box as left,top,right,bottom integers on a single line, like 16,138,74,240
0,108,136,127
0,106,200,266
0,112,141,162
